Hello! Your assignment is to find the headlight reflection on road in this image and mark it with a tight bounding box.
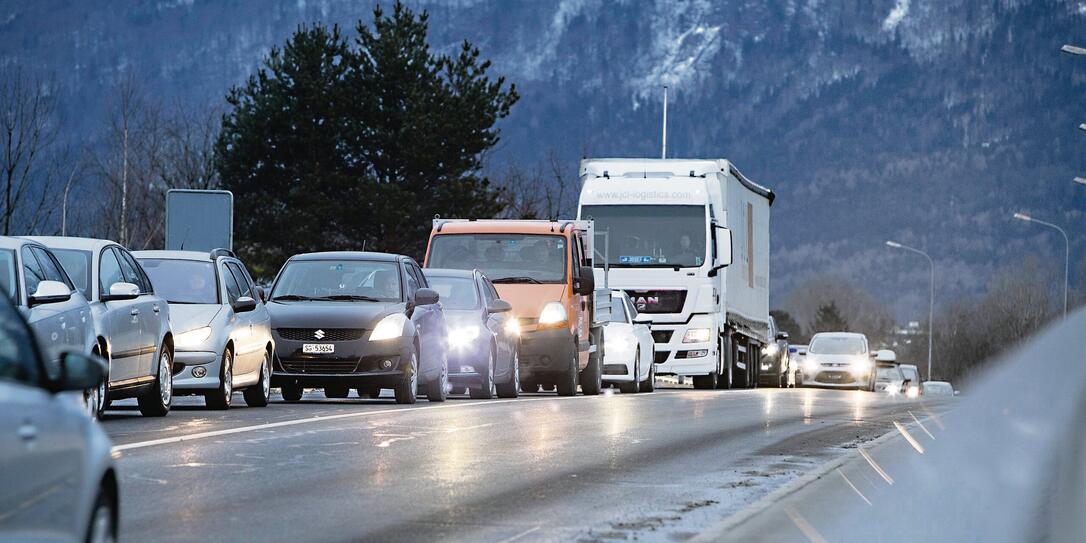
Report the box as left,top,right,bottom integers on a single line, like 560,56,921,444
803,389,814,424
851,389,867,422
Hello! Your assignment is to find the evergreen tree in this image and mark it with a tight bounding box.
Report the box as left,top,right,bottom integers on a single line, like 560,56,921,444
216,2,517,275
811,302,849,334
770,310,805,343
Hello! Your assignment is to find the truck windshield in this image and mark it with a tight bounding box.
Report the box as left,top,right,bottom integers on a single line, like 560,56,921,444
580,205,706,267
428,234,567,284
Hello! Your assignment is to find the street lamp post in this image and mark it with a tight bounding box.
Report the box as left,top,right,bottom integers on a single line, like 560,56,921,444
886,240,935,382
1013,212,1070,320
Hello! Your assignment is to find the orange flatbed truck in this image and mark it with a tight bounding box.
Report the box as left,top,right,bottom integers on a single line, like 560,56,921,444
424,219,602,396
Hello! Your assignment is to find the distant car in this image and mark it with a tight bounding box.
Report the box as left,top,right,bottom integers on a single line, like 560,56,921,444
423,268,520,399
758,316,791,388
873,350,907,394
267,252,449,404
899,364,922,398
922,380,955,396
30,237,175,417
598,290,655,393
0,291,117,542
799,332,876,391
789,344,808,387
1,237,98,416
134,249,274,409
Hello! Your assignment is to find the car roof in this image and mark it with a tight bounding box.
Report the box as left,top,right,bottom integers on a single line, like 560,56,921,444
900,364,919,370
133,250,218,262
0,236,40,250
810,332,867,339
422,268,476,279
24,236,120,251
290,251,403,262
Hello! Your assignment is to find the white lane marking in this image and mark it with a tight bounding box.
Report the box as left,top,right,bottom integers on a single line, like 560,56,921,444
836,468,872,506
112,394,593,453
858,448,894,485
784,507,828,543
893,420,925,454
495,526,540,543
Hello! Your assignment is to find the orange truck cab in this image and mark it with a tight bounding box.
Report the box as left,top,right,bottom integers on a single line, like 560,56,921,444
424,219,602,396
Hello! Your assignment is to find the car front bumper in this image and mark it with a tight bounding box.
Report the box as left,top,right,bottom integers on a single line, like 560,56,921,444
802,367,873,388
173,350,221,391
271,335,412,388
447,339,490,387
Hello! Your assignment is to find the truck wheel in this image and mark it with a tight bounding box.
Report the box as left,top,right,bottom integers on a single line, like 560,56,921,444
556,350,579,396
280,383,303,402
580,351,602,396
693,371,718,389
717,337,734,389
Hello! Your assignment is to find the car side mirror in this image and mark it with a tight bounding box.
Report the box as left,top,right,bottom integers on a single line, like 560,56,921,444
253,285,266,303
52,351,107,393
487,299,512,314
28,280,72,307
574,266,595,295
415,288,440,306
233,296,257,313
102,282,140,302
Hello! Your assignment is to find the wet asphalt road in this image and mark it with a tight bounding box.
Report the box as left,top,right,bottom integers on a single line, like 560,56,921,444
102,386,951,542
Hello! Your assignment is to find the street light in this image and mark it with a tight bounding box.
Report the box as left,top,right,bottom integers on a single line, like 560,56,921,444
1013,212,1070,320
1062,44,1086,55
886,240,935,382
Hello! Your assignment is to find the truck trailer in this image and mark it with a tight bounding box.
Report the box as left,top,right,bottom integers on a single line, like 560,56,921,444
577,158,773,389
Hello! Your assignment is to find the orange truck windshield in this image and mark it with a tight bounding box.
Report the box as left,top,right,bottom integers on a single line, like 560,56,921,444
428,234,567,284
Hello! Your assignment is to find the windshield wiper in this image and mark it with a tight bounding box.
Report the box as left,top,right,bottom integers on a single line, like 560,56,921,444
491,276,543,284
271,294,313,301
313,295,382,302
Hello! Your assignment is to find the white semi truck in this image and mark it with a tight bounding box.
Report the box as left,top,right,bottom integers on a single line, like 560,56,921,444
577,158,773,389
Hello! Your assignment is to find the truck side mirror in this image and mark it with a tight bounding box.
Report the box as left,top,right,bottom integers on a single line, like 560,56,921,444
715,226,733,267
575,266,595,295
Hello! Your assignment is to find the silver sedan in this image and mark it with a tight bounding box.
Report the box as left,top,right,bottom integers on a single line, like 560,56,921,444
134,249,274,409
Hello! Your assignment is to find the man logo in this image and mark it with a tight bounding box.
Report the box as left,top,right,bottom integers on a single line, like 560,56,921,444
314,329,326,340
632,296,660,311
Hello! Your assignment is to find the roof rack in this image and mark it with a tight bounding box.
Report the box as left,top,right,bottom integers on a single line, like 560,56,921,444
209,248,236,260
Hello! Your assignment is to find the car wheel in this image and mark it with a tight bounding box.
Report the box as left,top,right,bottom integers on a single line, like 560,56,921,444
641,358,656,393
205,348,234,410
280,383,303,402
618,349,640,394
138,348,172,417
427,358,448,403
243,351,271,407
470,349,497,399
324,385,350,399
86,486,116,543
394,349,419,404
556,346,579,397
496,349,520,398
356,385,381,399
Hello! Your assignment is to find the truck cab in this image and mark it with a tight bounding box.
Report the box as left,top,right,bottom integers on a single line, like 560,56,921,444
424,219,602,396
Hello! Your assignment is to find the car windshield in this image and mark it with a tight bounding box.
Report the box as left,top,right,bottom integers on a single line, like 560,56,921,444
51,249,92,300
901,367,920,381
581,205,706,268
876,365,903,381
425,275,479,310
428,234,567,284
138,259,219,304
271,260,401,302
0,250,15,300
809,336,867,355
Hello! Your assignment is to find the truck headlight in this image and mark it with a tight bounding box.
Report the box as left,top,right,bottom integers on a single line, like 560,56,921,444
175,326,212,349
682,328,712,343
538,302,567,326
370,313,407,341
448,326,480,348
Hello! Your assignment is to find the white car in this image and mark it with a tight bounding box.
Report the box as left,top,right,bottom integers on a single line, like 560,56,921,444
900,364,922,397
873,350,907,394
599,290,655,393
798,332,876,391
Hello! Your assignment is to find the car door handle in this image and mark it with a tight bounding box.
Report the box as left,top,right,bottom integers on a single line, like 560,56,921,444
18,422,36,442
130,309,140,316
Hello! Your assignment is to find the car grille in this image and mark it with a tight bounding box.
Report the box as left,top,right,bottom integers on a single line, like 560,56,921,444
625,290,687,314
815,371,856,384
651,330,673,343
280,359,360,374
277,328,365,342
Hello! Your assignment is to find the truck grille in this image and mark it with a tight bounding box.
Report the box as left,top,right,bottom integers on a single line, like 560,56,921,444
651,330,673,343
279,359,360,374
625,290,687,314
654,351,670,364
277,328,365,342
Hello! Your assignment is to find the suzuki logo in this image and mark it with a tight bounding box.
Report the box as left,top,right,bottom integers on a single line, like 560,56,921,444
314,329,326,340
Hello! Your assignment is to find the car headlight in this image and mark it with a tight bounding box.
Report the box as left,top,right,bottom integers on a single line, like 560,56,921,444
369,313,407,341
538,302,567,326
764,343,779,357
504,318,521,336
175,326,212,349
802,358,819,373
682,328,712,343
851,357,872,373
448,325,481,348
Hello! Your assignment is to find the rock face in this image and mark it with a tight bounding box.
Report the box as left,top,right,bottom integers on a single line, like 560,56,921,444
2,0,1083,315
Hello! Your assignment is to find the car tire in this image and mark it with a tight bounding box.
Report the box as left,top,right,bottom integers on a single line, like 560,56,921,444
579,348,602,396
356,385,381,399
496,349,520,398
138,347,173,417
280,383,303,402
427,358,448,402
394,349,419,404
470,349,497,399
86,485,116,543
85,347,108,419
618,349,640,394
204,348,234,410
641,358,656,393
556,346,579,397
324,385,350,399
243,351,272,407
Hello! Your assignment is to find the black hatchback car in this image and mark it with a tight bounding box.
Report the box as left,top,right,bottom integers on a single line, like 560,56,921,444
267,252,449,404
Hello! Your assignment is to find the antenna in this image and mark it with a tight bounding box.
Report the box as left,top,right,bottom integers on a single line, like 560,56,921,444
661,86,668,159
